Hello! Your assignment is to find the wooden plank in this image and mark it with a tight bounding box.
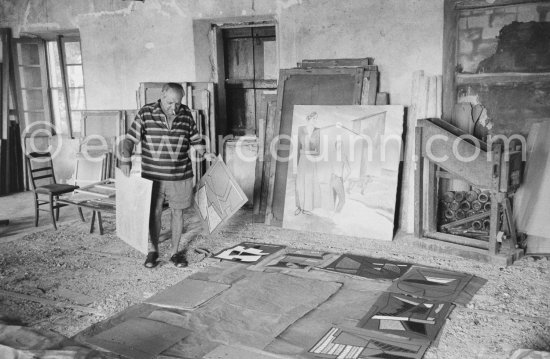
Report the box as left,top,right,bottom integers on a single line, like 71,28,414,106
299,58,374,68
414,127,424,237
426,161,438,233
268,67,365,226
456,72,550,86
115,168,152,255
424,231,489,250
454,0,549,10
419,121,493,189
261,94,277,223
443,0,458,121
253,116,266,217
441,211,490,230
1,30,9,140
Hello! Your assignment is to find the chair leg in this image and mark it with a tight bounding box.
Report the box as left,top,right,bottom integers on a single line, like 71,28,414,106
78,207,85,222
55,195,60,221
90,211,96,233
48,194,57,230
33,193,39,227
97,212,104,235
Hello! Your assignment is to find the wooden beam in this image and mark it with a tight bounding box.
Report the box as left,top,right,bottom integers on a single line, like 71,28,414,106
442,0,458,121
456,72,550,86
424,231,489,250
454,0,550,10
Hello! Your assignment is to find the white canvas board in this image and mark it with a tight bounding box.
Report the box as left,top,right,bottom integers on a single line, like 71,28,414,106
283,105,404,241
116,168,152,254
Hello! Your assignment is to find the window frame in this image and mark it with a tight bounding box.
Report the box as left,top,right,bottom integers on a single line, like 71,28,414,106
13,33,85,139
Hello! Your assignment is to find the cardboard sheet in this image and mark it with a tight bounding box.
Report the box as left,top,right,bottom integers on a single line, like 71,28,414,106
324,254,412,280
115,168,152,254
357,292,454,342
203,344,289,359
163,271,342,358
388,266,487,306
86,317,190,359
144,279,231,310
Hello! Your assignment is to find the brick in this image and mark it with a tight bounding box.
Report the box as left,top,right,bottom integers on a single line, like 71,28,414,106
459,17,468,30
482,26,500,40
490,13,517,28
517,6,537,22
468,15,489,28
459,38,474,53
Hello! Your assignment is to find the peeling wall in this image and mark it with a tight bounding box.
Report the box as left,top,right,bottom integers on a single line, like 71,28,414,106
1,0,443,109
0,0,443,188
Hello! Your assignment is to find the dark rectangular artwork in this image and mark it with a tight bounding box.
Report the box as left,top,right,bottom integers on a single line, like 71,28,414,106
213,242,286,264
388,266,487,306
307,326,429,359
324,254,412,280
267,252,328,270
357,292,454,342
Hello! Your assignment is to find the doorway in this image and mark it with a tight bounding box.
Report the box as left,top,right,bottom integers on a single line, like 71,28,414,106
221,25,277,137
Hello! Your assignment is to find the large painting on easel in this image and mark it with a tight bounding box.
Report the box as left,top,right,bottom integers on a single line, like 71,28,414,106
282,105,404,241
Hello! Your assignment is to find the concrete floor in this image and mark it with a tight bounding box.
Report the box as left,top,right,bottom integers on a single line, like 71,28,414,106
0,191,90,244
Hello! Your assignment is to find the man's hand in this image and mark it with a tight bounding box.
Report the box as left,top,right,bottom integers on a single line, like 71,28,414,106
120,163,132,177
203,152,217,162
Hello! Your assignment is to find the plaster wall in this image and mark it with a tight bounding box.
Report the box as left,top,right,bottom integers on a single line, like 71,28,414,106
1,0,443,109
1,0,443,228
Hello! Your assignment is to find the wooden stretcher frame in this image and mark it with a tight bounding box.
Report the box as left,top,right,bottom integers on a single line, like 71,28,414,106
265,67,365,226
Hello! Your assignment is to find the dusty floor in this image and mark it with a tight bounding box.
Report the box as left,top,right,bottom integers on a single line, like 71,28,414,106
0,191,549,359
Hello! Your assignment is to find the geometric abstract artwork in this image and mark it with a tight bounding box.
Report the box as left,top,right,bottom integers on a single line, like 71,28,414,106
195,156,248,233
388,266,487,306
357,292,454,342
324,254,412,280
307,327,429,359
265,250,330,270
214,242,286,264
283,105,404,241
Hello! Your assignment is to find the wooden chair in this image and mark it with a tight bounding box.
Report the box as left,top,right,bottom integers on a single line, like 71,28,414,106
25,152,84,230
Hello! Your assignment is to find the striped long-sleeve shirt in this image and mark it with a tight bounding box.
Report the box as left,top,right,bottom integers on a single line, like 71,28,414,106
124,100,202,181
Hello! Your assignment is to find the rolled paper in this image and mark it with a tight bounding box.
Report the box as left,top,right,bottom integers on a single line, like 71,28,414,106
478,192,489,203
472,200,482,211
449,201,460,211
472,221,483,230
484,202,492,211
460,201,471,211
466,191,478,202
454,191,465,202
456,210,466,219
483,219,491,230
442,191,454,203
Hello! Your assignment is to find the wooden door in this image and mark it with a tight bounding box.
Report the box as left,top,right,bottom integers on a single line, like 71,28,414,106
223,26,277,136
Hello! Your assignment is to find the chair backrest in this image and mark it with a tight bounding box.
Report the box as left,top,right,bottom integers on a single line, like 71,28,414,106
25,152,56,190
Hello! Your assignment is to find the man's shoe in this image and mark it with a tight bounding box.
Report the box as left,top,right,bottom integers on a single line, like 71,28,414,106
170,251,188,268
144,252,159,268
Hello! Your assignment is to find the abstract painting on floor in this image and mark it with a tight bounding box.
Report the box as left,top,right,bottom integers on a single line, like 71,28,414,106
282,105,404,241
307,326,429,359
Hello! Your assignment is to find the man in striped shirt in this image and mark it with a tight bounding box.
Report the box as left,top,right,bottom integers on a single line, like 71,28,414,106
120,83,214,268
